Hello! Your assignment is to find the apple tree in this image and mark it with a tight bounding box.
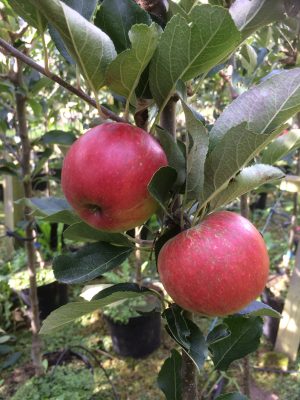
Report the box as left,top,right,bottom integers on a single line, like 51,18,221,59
2,0,300,398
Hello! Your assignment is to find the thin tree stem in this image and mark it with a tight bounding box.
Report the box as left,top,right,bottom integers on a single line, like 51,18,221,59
181,311,198,400
240,193,251,397
15,59,43,376
0,38,125,123
160,97,198,399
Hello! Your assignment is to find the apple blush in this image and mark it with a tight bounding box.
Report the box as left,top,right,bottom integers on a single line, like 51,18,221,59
158,211,269,316
61,122,168,232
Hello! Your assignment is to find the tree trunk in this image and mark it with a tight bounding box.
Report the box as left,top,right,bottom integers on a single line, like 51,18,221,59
15,59,43,375
160,97,198,399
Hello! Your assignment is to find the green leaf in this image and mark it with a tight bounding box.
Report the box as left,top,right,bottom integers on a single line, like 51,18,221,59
179,0,197,13
207,323,231,345
240,44,257,75
53,242,132,284
42,210,80,225
210,316,263,371
155,226,181,263
0,165,18,176
157,349,182,400
0,80,14,93
149,5,240,108
203,124,279,205
0,352,21,371
41,130,77,146
164,305,208,370
0,345,12,356
182,101,209,202
29,76,53,95
40,283,152,334
215,393,248,400
168,1,189,20
63,221,132,246
32,148,53,177
148,166,177,212
261,129,300,164
237,301,281,318
8,0,47,31
164,305,191,349
17,196,72,216
28,98,43,118
106,23,160,105
210,69,300,148
0,335,11,344
156,126,186,188
49,0,98,64
229,0,285,40
30,0,116,92
210,164,284,210
17,196,80,224
95,0,152,53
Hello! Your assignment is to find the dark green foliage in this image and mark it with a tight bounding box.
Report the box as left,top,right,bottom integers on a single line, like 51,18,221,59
11,365,94,400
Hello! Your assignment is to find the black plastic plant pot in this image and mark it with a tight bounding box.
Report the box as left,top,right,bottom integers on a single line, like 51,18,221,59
19,281,68,320
105,312,161,359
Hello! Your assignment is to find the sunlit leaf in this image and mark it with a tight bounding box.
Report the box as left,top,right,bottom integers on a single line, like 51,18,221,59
29,0,116,92
53,242,132,284
106,23,160,106
40,283,152,334
149,5,240,108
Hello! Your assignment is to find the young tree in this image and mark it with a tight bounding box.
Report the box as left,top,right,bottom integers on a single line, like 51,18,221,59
2,0,300,398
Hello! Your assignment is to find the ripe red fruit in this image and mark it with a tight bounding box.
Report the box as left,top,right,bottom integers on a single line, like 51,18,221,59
158,211,269,316
61,122,167,232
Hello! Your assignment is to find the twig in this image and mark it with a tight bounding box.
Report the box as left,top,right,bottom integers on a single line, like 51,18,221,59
261,191,283,235
0,38,126,123
124,234,154,247
93,348,115,360
70,345,120,400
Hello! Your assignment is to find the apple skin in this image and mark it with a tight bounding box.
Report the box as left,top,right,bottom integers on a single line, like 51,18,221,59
61,122,168,232
158,211,269,316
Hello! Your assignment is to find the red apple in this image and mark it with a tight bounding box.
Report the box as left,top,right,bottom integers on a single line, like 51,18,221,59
61,122,167,232
158,211,269,316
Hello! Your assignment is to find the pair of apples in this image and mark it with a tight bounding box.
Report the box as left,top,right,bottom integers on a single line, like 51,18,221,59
62,122,269,317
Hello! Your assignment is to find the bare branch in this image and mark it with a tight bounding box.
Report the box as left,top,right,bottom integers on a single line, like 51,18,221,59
0,38,126,123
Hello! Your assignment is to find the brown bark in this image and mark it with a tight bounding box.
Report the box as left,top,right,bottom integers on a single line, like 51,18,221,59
240,194,249,220
15,59,43,375
0,38,125,123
